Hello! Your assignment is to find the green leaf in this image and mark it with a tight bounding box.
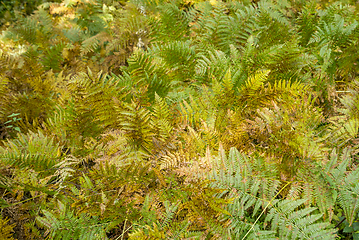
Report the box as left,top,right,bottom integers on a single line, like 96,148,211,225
343,225,354,233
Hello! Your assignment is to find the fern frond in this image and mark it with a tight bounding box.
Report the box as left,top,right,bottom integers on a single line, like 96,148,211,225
325,117,359,149
338,81,359,118
159,151,182,170
152,40,197,83
193,3,233,54
118,101,153,153
9,16,38,43
62,26,84,43
151,2,193,41
0,50,20,73
37,201,108,240
0,216,15,240
237,70,271,111
290,148,359,225
241,70,270,94
127,51,170,101
0,131,61,173
151,93,173,143
42,42,66,71
81,32,111,56
196,49,231,84
194,147,336,239
160,200,179,229
229,4,258,48
265,199,333,240
296,2,319,46
255,1,292,48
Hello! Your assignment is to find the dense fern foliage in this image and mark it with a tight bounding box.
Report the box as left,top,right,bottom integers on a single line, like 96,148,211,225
1,0,359,239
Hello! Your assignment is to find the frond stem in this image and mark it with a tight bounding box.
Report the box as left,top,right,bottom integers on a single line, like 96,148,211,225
241,181,291,240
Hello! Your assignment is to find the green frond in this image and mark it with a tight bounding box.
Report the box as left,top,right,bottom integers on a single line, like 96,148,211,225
179,95,213,129
237,70,271,111
152,93,170,121
36,8,54,38
127,50,170,101
194,147,336,239
8,16,38,43
52,69,132,154
81,35,101,56
290,148,359,225
296,2,319,46
5,8,56,45
151,2,194,41
229,4,257,48
323,149,359,226
265,199,333,240
151,93,173,143
118,101,153,153
105,3,149,56
196,49,232,84
193,3,233,53
68,69,128,131
324,81,359,149
255,1,293,48
151,40,197,83
81,32,111,56
241,70,270,94
160,200,179,229
62,26,84,43
263,42,310,81
326,117,359,149
308,9,359,79
338,81,359,118
72,0,107,36
37,201,108,240
42,42,66,71
311,15,357,49
0,131,61,173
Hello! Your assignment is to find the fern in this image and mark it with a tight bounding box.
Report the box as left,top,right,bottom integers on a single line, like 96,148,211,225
326,149,359,226
264,199,334,239
62,26,84,43
285,147,359,227
194,147,336,239
118,101,154,153
37,200,108,240
151,40,197,84
42,42,66,71
193,3,233,54
0,50,20,73
308,5,359,81
81,32,111,56
255,1,292,48
150,2,194,42
229,3,258,48
0,216,15,240
71,0,107,36
151,93,173,144
0,131,61,173
196,48,232,84
296,2,319,46
325,81,359,149
127,50,170,101
1,1,359,239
